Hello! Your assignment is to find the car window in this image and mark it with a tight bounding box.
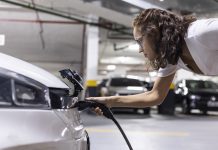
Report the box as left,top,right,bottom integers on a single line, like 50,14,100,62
187,80,218,90
0,76,12,106
204,81,218,89
110,78,142,87
13,81,48,107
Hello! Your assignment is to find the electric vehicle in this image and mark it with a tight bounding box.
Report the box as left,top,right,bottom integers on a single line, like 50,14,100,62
0,53,89,150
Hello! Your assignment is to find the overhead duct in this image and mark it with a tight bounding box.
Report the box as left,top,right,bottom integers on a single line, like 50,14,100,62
121,0,162,9
0,0,132,36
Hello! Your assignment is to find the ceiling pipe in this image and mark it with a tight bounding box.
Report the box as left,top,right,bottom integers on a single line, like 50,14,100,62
121,0,162,9
113,43,129,51
0,0,132,36
0,19,82,24
31,0,45,49
80,24,86,77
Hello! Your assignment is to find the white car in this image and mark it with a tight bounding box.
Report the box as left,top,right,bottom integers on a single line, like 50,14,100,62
0,53,89,150
103,77,150,114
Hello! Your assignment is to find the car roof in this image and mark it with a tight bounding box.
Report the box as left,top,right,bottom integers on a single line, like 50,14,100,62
0,53,68,89
109,76,141,80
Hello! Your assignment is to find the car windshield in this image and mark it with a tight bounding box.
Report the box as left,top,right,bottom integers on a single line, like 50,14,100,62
110,78,142,87
186,80,218,90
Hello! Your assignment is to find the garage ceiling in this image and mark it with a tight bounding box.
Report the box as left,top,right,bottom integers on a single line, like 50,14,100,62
0,0,218,77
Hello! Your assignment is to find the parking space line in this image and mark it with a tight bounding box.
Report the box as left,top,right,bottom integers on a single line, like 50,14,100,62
86,128,190,137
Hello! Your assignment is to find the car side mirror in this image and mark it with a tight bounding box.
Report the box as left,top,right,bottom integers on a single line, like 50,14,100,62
50,92,78,109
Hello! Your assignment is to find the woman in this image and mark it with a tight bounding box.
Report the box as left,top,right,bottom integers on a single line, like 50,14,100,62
87,8,218,115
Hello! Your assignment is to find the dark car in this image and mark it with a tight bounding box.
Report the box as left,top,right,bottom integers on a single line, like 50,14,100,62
141,81,154,91
174,79,218,114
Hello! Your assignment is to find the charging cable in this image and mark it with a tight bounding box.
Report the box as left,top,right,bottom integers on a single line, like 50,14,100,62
59,69,132,149
73,100,133,150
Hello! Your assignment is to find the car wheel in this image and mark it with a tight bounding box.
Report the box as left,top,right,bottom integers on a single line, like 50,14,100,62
182,99,191,114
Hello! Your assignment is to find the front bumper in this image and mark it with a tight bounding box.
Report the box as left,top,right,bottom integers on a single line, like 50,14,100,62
190,100,218,111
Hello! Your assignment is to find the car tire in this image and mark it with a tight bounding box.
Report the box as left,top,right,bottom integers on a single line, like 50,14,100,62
182,99,191,114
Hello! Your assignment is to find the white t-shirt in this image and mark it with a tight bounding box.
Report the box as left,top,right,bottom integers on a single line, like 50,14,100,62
157,18,218,77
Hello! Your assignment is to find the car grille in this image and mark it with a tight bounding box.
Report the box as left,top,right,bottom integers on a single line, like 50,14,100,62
201,96,218,101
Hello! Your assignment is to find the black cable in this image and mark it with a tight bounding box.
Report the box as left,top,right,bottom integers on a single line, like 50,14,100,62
111,117,133,150
59,70,133,149
73,100,133,150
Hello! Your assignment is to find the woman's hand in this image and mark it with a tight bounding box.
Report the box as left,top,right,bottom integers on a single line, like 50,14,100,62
86,96,114,116
86,96,110,105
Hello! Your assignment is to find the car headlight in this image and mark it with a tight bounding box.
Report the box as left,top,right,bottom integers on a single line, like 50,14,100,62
210,96,217,101
189,94,201,100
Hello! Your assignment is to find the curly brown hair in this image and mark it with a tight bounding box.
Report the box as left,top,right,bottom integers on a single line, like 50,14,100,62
133,8,196,70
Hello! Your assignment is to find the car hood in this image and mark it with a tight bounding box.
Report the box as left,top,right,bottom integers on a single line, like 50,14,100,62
108,86,145,95
0,53,68,89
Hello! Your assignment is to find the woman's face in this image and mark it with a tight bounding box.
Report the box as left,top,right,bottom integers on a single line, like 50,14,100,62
133,26,157,61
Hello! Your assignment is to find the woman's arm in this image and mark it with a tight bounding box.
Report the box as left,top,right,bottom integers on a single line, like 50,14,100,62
88,73,175,108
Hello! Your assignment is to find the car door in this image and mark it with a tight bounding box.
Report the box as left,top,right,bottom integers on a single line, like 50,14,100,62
0,69,88,150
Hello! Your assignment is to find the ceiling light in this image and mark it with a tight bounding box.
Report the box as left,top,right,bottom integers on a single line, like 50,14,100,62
0,34,5,46
159,0,164,2
149,71,157,77
101,57,145,65
128,44,139,50
120,56,126,63
107,65,116,71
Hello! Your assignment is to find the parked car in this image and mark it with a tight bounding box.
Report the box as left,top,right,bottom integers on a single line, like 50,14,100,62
174,79,218,114
103,77,150,114
141,81,154,91
0,53,89,150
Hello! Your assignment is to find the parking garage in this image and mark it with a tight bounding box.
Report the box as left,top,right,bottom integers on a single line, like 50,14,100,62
1,0,218,150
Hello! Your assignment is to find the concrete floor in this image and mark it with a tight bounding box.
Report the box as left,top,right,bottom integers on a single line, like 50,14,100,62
81,110,218,150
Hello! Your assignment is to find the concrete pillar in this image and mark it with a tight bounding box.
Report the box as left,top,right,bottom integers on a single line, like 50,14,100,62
84,21,99,97
86,24,99,81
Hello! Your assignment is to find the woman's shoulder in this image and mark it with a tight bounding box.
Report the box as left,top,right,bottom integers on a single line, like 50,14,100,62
185,18,218,51
187,18,218,37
